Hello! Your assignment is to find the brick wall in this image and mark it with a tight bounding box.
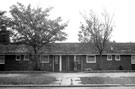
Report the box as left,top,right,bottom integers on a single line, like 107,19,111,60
83,55,132,70
5,55,30,71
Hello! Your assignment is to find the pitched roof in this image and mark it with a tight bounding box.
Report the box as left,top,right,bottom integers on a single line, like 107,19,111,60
39,43,96,54
0,42,135,55
0,44,30,54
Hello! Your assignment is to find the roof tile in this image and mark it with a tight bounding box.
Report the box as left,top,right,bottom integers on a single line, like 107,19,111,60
0,43,135,54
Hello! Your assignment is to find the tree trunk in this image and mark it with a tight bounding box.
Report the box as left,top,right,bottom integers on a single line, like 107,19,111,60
33,47,41,70
34,54,41,70
100,53,103,70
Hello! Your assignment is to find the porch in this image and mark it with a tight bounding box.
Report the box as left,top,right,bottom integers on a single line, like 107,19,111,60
52,55,84,72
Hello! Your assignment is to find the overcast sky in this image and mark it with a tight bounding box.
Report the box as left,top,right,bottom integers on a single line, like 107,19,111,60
1,0,135,43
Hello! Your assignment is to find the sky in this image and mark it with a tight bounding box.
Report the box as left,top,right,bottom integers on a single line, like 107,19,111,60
0,0,135,43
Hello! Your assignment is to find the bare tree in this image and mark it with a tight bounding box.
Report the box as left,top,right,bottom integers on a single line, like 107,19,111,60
10,3,68,70
78,10,114,70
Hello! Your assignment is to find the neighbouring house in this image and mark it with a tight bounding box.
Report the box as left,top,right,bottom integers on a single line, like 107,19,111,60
0,42,135,72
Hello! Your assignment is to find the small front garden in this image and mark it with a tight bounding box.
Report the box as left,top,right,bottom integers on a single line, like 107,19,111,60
80,77,135,84
0,74,56,85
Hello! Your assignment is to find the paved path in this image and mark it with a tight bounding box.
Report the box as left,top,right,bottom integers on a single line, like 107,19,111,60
51,77,82,85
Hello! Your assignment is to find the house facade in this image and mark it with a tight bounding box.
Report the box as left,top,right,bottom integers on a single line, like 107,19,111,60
0,43,135,71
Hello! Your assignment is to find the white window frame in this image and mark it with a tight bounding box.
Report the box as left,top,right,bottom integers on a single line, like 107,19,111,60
0,55,5,64
107,55,112,61
24,55,29,61
16,55,21,61
86,55,96,63
40,55,49,63
115,55,120,61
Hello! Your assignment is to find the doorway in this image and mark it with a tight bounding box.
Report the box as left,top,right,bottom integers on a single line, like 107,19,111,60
53,55,59,72
62,55,74,72
76,55,81,71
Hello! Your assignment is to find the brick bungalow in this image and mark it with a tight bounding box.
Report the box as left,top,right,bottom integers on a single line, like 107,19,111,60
0,42,135,71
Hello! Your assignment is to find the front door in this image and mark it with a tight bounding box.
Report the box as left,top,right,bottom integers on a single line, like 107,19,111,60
62,55,67,72
54,56,59,72
76,56,81,71
62,55,74,72
68,55,74,72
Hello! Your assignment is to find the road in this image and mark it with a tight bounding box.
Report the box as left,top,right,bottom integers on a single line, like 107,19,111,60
0,86,135,89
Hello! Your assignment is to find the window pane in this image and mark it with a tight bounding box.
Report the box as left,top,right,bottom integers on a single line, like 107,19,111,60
107,55,112,61
17,56,20,59
24,55,29,61
16,55,21,61
108,55,112,59
115,55,120,61
88,56,94,61
41,55,49,63
131,55,135,64
116,55,119,59
87,56,96,63
0,56,5,64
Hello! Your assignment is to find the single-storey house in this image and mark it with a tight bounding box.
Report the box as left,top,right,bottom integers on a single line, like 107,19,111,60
0,42,135,72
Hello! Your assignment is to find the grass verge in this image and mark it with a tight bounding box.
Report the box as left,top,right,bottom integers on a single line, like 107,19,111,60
0,74,56,85
80,77,135,84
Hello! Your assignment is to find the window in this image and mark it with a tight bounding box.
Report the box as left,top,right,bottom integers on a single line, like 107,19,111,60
107,55,112,61
86,55,96,63
115,55,120,61
24,55,29,61
0,55,5,64
131,55,135,64
40,55,49,63
16,55,21,61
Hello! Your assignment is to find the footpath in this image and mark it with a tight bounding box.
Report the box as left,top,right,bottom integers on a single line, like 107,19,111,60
51,77,82,85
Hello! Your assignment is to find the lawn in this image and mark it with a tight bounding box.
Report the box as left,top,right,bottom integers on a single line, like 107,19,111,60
80,77,135,84
0,74,56,85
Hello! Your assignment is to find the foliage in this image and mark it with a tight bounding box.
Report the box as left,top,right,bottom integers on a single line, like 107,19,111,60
0,11,12,30
79,10,114,54
0,11,13,44
78,10,114,69
10,2,68,70
10,3,67,53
